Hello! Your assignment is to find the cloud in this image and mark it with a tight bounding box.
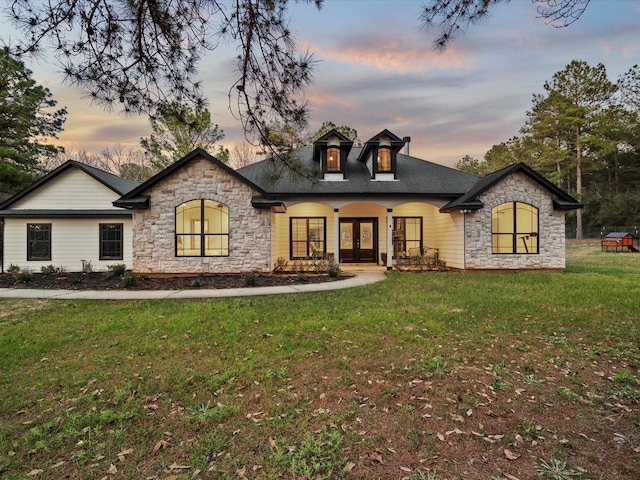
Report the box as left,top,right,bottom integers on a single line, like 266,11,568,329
320,32,472,73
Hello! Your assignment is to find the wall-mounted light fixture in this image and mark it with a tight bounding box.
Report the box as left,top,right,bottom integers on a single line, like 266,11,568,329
460,209,471,214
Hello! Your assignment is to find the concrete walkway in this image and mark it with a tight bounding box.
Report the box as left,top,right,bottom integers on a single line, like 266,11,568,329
0,269,387,300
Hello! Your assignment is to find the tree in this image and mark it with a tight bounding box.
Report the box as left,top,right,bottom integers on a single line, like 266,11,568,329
534,60,617,239
45,145,155,182
140,102,226,170
619,65,640,113
229,143,260,169
0,49,67,195
6,0,596,159
308,121,361,146
421,0,591,50
6,0,320,155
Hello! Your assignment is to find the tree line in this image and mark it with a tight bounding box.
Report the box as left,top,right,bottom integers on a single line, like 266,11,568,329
456,60,640,239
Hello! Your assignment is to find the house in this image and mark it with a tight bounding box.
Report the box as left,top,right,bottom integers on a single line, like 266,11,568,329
0,161,138,273
1,128,583,274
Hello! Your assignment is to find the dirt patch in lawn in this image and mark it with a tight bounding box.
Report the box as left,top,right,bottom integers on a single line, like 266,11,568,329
0,271,349,290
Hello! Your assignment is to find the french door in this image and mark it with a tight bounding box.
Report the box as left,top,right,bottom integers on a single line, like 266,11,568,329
339,218,378,263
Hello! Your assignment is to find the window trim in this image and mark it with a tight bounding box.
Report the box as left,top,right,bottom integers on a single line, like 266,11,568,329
27,223,52,261
392,217,423,258
491,202,539,254
99,223,124,261
175,199,229,257
290,217,327,260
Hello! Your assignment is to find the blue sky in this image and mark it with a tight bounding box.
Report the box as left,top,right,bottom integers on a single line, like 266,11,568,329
8,0,640,167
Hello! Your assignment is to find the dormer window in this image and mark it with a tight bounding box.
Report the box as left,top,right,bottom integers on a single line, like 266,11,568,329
312,129,353,181
377,147,391,172
327,146,340,172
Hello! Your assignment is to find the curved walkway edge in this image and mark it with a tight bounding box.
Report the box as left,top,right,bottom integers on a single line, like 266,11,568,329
0,270,386,300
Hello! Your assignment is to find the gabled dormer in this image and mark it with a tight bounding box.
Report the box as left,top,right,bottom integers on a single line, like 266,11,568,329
312,129,354,180
358,129,405,180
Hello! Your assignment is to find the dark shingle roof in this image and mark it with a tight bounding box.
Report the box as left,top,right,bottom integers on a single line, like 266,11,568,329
440,162,583,212
237,147,479,198
0,160,140,210
115,148,273,208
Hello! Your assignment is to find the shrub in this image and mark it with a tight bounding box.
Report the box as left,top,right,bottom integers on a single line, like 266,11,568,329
7,264,20,274
81,259,93,273
108,263,127,276
16,269,33,284
327,261,341,278
122,272,141,288
273,257,288,273
40,264,57,274
243,271,258,287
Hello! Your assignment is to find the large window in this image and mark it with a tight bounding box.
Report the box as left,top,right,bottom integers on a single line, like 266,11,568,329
176,200,229,257
492,202,539,254
392,217,422,257
27,223,51,261
326,146,341,172
290,217,326,259
99,223,123,260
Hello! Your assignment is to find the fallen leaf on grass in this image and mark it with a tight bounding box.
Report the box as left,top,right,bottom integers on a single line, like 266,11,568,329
107,464,118,475
50,461,66,469
400,466,412,472
168,462,191,470
154,440,171,452
436,432,445,442
27,470,43,477
504,449,520,460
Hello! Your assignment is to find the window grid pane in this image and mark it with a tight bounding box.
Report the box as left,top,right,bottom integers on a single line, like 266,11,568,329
100,223,123,260
392,217,422,257
176,200,229,257
491,202,538,254
326,147,340,172
27,224,51,261
290,217,326,259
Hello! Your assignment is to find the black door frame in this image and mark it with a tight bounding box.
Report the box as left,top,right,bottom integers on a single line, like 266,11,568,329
339,218,378,263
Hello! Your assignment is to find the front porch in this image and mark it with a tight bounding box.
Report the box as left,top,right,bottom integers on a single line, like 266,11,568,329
270,200,465,270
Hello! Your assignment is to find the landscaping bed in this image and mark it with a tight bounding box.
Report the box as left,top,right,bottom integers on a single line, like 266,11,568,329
0,270,346,290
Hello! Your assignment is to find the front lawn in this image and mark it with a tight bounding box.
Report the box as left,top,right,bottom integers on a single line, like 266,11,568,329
1,241,639,479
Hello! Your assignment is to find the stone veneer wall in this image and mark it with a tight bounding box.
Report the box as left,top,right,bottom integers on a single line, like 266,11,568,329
463,172,566,270
132,156,272,274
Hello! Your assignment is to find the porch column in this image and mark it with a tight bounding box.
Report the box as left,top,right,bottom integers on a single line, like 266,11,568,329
386,208,393,270
333,208,340,264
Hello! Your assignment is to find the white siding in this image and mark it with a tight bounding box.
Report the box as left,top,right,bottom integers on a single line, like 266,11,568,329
3,217,133,272
12,168,120,209
430,211,465,269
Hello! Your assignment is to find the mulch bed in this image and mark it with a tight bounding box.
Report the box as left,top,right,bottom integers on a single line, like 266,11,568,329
0,271,347,290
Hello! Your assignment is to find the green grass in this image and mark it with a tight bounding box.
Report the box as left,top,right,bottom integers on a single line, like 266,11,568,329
0,241,639,479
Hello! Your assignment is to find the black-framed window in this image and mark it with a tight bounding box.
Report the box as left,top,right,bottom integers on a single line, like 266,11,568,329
392,217,422,257
492,202,539,254
290,217,326,259
99,223,123,260
176,199,229,257
27,223,51,261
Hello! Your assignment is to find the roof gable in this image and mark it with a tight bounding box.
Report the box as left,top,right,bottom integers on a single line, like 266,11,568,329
440,162,583,212
115,148,273,208
0,160,139,210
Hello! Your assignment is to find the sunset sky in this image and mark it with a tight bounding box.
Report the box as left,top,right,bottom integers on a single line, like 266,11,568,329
6,0,640,167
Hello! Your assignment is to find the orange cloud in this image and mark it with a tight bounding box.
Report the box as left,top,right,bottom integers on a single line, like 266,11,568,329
321,35,472,72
